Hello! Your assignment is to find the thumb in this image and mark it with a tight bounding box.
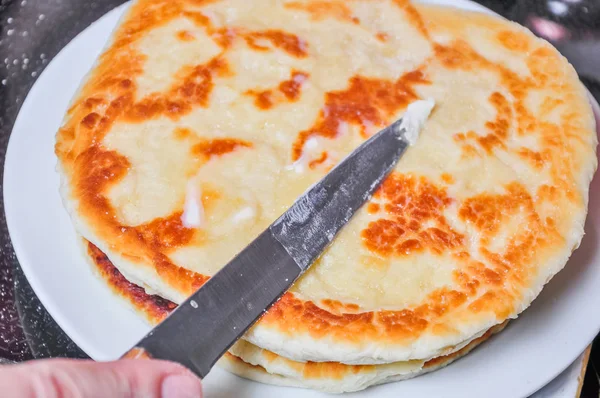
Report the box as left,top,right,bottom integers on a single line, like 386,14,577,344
0,358,202,398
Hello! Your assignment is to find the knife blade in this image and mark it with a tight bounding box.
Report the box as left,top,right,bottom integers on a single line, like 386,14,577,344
122,117,412,377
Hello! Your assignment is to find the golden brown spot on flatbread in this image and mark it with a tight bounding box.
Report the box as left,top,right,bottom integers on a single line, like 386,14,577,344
454,92,512,155
308,152,328,169
113,0,184,48
362,174,463,257
280,71,309,100
496,30,530,52
63,54,229,151
321,299,360,314
196,185,221,212
155,258,210,293
481,92,512,152
537,184,559,203
415,288,467,319
125,57,230,122
285,1,360,24
292,69,430,161
433,40,541,140
367,203,380,214
262,349,279,363
376,32,389,42
460,187,511,237
176,30,196,41
182,11,308,56
376,308,430,339
362,219,405,256
244,30,308,58
192,138,253,158
540,97,564,116
186,0,219,6
186,13,230,47
262,293,379,340
527,47,563,88
246,90,273,109
135,212,195,251
456,183,562,315
212,27,237,49
300,360,372,379
433,40,481,70
80,112,101,130
393,0,430,39
459,183,528,242
452,263,489,297
441,173,454,184
74,147,131,208
246,70,309,110
183,11,212,29
517,147,546,169
174,127,194,140
262,277,475,343
432,38,581,209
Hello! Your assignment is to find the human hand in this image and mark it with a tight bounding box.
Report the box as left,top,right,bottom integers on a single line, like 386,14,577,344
0,358,202,398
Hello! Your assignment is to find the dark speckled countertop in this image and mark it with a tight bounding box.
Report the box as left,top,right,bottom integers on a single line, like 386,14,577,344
0,0,599,395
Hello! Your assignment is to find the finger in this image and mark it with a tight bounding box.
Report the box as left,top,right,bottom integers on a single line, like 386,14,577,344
0,358,202,398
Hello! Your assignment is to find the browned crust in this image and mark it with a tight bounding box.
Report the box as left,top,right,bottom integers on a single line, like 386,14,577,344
88,242,177,324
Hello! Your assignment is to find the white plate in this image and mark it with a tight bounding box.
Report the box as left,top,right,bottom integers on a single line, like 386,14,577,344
3,1,600,397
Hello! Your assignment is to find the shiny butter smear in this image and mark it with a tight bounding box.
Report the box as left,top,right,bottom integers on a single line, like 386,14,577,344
399,99,435,146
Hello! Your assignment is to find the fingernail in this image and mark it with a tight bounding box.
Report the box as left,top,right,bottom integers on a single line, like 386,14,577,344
161,373,202,398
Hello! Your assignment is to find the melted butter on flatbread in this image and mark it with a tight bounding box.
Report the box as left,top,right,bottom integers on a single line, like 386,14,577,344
182,179,204,228
400,99,435,145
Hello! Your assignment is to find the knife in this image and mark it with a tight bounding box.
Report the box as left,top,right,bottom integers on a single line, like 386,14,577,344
122,116,413,377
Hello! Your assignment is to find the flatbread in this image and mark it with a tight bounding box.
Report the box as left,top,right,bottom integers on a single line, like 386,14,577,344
225,324,507,393
83,239,507,393
56,0,597,365
220,323,506,393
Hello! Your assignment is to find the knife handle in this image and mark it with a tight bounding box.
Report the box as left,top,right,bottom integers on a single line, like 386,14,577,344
122,347,153,360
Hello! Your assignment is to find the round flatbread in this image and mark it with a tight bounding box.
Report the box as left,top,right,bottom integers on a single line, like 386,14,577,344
56,0,597,365
83,239,507,393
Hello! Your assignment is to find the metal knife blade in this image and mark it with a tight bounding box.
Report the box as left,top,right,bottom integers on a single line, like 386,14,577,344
122,118,411,377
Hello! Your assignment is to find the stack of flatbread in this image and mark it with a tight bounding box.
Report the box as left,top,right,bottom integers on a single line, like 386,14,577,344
55,0,597,393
